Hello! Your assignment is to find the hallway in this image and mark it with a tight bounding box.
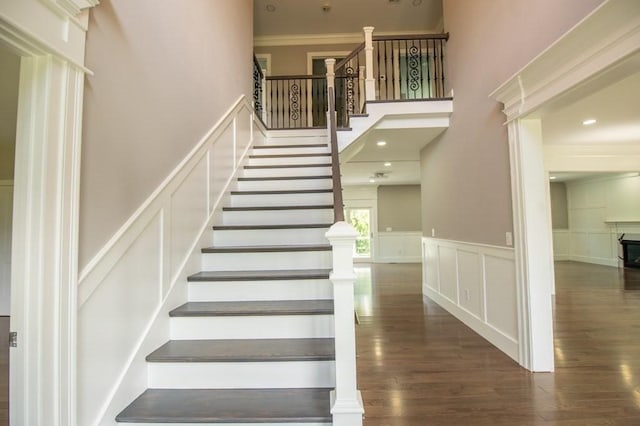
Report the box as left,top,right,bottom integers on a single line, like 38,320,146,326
355,262,640,425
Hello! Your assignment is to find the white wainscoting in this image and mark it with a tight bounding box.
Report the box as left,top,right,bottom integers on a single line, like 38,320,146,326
376,231,422,263
76,96,266,426
552,230,570,261
422,237,518,362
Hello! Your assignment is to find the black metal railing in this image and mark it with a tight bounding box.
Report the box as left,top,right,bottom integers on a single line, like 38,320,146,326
373,34,448,101
253,55,264,121
335,43,366,128
264,75,327,129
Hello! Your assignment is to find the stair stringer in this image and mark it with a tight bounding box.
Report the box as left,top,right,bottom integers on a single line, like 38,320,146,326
78,97,266,426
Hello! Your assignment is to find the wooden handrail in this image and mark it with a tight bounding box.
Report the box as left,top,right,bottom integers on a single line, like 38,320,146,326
266,74,326,80
373,32,449,42
327,87,344,223
335,42,365,71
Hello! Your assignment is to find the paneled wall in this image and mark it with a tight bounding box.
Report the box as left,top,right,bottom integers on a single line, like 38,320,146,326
423,237,518,361
0,182,12,315
552,174,640,266
77,100,263,425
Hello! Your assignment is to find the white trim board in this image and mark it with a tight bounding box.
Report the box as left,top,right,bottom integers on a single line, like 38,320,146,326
422,237,519,362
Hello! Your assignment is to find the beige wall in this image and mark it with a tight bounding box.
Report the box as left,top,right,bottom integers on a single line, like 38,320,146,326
378,185,421,232
254,43,360,75
550,182,569,229
80,0,253,269
0,46,20,180
420,0,604,246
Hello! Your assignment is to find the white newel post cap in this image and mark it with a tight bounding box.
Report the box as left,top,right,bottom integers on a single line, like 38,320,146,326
326,221,358,242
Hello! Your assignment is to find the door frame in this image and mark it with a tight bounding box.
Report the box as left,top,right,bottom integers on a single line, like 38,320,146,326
0,4,95,424
490,1,640,372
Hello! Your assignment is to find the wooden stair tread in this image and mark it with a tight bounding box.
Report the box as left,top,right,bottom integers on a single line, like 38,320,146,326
223,205,333,211
230,189,332,195
202,244,331,253
244,163,331,169
237,175,332,181
253,143,328,149
213,223,332,230
249,153,331,159
146,338,335,363
188,269,331,281
115,388,332,423
170,300,334,317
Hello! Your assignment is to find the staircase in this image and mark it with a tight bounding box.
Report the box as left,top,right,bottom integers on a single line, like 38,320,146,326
116,135,339,425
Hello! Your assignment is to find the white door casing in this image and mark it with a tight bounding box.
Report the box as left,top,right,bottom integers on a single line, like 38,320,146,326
0,1,97,424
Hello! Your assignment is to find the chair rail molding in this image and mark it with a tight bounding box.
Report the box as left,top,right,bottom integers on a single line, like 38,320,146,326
490,0,640,372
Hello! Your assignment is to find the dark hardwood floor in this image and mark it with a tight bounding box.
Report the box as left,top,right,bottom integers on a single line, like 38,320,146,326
0,262,638,425
355,262,640,425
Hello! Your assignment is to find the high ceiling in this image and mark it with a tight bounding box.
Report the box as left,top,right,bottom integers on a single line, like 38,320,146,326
254,0,443,38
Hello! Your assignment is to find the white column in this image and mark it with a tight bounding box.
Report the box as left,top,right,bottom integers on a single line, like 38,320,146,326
358,65,366,113
508,118,555,372
325,58,336,134
261,69,267,123
363,26,375,101
326,222,364,426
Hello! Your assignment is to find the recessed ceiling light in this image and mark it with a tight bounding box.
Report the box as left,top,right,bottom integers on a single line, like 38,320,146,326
384,162,392,167
376,141,387,147
265,4,276,12
369,178,376,183
582,119,597,126
412,0,423,5
550,176,557,180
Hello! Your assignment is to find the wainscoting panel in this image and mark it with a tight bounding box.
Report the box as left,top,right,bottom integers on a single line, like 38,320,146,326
0,182,13,316
76,97,266,426
552,230,570,260
423,237,518,361
376,231,422,263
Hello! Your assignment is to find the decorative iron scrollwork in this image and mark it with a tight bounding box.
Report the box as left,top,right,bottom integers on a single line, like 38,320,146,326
290,83,299,121
253,63,263,116
408,45,421,93
345,66,356,114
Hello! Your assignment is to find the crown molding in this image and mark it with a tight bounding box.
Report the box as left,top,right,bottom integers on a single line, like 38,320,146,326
40,0,99,20
490,0,640,122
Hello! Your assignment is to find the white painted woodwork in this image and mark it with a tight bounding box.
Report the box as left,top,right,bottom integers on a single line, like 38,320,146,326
422,237,519,362
489,0,640,373
170,315,335,340
234,178,332,192
213,227,330,247
222,208,334,226
0,182,12,316
148,361,336,389
76,98,266,426
248,155,331,166
201,250,333,271
241,165,332,178
124,422,330,426
375,231,421,263
326,222,364,426
253,145,329,155
188,279,333,302
551,174,640,267
229,192,333,207
262,131,328,144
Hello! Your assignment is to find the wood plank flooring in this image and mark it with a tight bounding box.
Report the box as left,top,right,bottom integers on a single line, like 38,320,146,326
0,262,639,425
355,262,640,425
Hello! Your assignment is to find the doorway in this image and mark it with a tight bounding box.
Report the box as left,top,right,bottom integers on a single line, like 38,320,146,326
307,52,350,128
345,207,373,261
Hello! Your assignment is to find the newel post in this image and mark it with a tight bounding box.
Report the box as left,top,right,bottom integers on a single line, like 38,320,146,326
326,222,364,426
363,26,375,101
261,68,267,123
325,58,337,135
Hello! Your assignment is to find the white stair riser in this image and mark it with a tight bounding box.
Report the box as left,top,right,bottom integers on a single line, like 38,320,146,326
118,422,331,426
229,192,333,207
241,166,332,178
248,156,331,166
235,179,332,192
188,279,333,302
202,250,332,271
222,209,334,226
148,361,336,389
170,315,335,340
262,135,327,145
253,146,329,155
213,228,329,246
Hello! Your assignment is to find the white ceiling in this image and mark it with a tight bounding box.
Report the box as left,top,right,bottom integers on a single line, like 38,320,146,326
254,0,443,37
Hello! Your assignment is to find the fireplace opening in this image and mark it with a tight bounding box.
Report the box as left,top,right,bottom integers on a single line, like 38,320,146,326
620,234,640,269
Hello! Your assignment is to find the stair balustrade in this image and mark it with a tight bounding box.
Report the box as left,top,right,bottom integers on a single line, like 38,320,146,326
252,54,266,124
264,75,328,129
